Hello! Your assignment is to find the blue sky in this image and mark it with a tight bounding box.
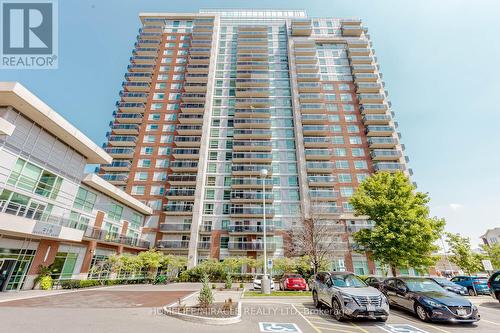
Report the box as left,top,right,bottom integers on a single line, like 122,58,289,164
1,0,499,246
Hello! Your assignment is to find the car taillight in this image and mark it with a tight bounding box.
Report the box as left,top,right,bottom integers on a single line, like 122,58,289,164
473,281,480,285
488,281,491,288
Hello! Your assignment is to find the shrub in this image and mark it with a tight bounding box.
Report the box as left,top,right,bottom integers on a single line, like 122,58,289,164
39,276,52,290
198,273,213,308
155,275,167,284
239,283,244,289
225,274,232,289
212,283,216,289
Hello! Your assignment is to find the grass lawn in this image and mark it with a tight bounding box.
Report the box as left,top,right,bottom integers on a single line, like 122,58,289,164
244,290,312,297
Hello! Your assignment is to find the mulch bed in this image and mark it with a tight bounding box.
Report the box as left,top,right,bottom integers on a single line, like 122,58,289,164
167,302,238,318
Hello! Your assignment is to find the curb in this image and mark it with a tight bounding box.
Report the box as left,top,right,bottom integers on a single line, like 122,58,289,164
163,301,242,325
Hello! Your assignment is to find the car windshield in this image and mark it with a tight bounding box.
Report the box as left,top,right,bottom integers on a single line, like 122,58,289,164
330,274,367,288
433,278,455,286
405,279,446,292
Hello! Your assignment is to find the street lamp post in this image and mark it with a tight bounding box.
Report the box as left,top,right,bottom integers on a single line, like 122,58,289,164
260,168,271,294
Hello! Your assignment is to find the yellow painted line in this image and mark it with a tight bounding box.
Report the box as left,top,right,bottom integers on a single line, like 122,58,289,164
348,322,369,333
315,326,359,333
309,320,353,328
483,319,500,326
290,303,322,333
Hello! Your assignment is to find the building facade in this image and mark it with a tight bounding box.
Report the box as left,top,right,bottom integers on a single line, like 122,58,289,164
480,227,500,246
0,82,152,291
99,9,410,273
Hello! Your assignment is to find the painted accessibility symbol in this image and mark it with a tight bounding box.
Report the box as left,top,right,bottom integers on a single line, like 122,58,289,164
259,322,303,333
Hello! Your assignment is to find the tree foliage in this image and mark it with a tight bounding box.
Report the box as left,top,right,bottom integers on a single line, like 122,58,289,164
481,243,500,270
198,273,214,308
446,233,483,275
350,171,445,276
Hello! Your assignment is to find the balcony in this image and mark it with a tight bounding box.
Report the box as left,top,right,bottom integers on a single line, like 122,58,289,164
232,140,272,152
299,94,323,103
296,73,321,82
181,93,206,103
359,104,388,114
178,113,204,124
159,223,191,233
172,148,199,159
303,125,330,136
306,161,334,173
191,32,213,40
342,25,363,37
198,242,211,250
174,136,201,147
185,73,209,83
133,47,158,56
352,65,377,74
235,88,270,98
228,241,276,251
156,240,190,250
230,206,275,218
183,82,208,92
166,188,196,200
110,124,139,135
163,202,194,215
104,147,135,158
356,82,382,93
108,135,137,147
373,162,406,173
127,63,155,73
138,32,162,40
294,48,316,57
189,48,211,56
170,161,198,172
114,113,143,124
84,227,149,249
366,125,394,137
186,64,209,73
370,149,402,161
233,129,272,140
232,165,272,176
367,137,398,149
301,114,328,124
233,118,271,129
350,56,373,65
310,189,339,202
142,25,163,33
347,39,369,48
237,37,268,46
300,103,327,114
305,149,332,160
117,102,145,113
122,81,150,92
295,56,318,65
230,191,273,203
353,73,379,82
234,108,271,118
362,114,391,125
232,152,273,163
192,25,214,33
228,225,275,234
358,93,385,104
303,136,330,148
176,124,202,135
232,178,273,189
136,39,159,48
168,174,197,186
308,175,336,187
130,55,156,65
296,64,319,73
297,82,321,93
101,160,132,172
348,48,370,56
236,78,269,87
101,173,128,185
180,103,205,114
188,55,210,64
291,22,312,36
119,91,148,102
237,45,268,54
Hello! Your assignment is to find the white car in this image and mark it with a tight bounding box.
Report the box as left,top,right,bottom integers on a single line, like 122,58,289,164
253,275,276,290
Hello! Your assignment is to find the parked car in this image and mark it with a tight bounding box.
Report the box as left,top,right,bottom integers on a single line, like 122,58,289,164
253,275,275,291
280,273,307,291
488,270,500,303
380,277,479,323
429,277,467,296
363,276,389,290
312,271,389,322
450,276,490,296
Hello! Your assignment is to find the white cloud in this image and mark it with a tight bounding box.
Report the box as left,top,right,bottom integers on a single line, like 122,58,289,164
449,203,463,210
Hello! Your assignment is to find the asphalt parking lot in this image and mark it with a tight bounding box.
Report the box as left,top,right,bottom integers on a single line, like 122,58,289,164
0,286,498,333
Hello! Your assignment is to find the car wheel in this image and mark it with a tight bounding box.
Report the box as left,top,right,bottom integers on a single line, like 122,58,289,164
313,291,321,309
468,288,476,296
415,303,429,322
376,317,388,322
331,298,345,322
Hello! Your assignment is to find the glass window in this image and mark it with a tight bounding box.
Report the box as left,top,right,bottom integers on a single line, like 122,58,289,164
108,203,123,221
73,187,97,213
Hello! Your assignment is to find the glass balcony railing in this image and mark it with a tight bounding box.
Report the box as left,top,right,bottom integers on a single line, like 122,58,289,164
232,178,273,186
163,202,194,213
156,240,190,249
227,242,276,251
168,174,197,183
373,162,406,172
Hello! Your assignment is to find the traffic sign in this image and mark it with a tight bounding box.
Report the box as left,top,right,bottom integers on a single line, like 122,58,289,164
482,259,493,271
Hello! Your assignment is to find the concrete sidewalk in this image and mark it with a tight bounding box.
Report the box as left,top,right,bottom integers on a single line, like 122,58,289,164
0,289,76,303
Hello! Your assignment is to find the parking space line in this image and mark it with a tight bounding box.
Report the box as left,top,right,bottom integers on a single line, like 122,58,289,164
348,322,369,333
315,326,359,333
309,320,353,328
389,312,451,333
290,303,322,333
482,319,500,326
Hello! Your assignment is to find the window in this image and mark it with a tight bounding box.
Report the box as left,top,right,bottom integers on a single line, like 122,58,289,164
131,186,145,195
149,113,161,121
224,177,232,187
336,160,349,169
73,187,97,212
207,163,216,173
340,187,354,197
138,159,151,167
356,174,369,183
140,147,153,155
220,236,229,248
108,203,123,222
354,161,368,169
134,172,148,181
338,174,352,183
347,125,359,133
334,148,347,157
204,203,214,214
205,189,215,200
8,158,62,199
206,176,216,186
349,136,362,145
344,115,356,122
338,84,350,91
351,148,365,157
332,136,345,144
153,172,166,181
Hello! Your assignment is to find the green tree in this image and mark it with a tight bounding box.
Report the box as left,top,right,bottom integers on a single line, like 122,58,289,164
350,171,445,276
198,273,214,308
137,249,163,279
446,233,483,275
481,243,500,269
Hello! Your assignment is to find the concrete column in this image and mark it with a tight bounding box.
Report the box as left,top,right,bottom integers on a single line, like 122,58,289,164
27,239,59,275
121,220,129,236
94,211,105,229
80,241,97,274
210,230,223,259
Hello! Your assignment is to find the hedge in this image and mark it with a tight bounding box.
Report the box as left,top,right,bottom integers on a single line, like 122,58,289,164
59,278,146,289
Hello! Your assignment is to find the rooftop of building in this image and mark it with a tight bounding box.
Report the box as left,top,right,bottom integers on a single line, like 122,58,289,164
0,82,112,165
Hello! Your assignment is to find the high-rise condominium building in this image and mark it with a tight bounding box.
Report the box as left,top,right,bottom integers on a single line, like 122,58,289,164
99,9,410,273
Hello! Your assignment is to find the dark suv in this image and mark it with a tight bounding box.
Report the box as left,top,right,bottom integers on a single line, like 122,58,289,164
488,271,500,303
